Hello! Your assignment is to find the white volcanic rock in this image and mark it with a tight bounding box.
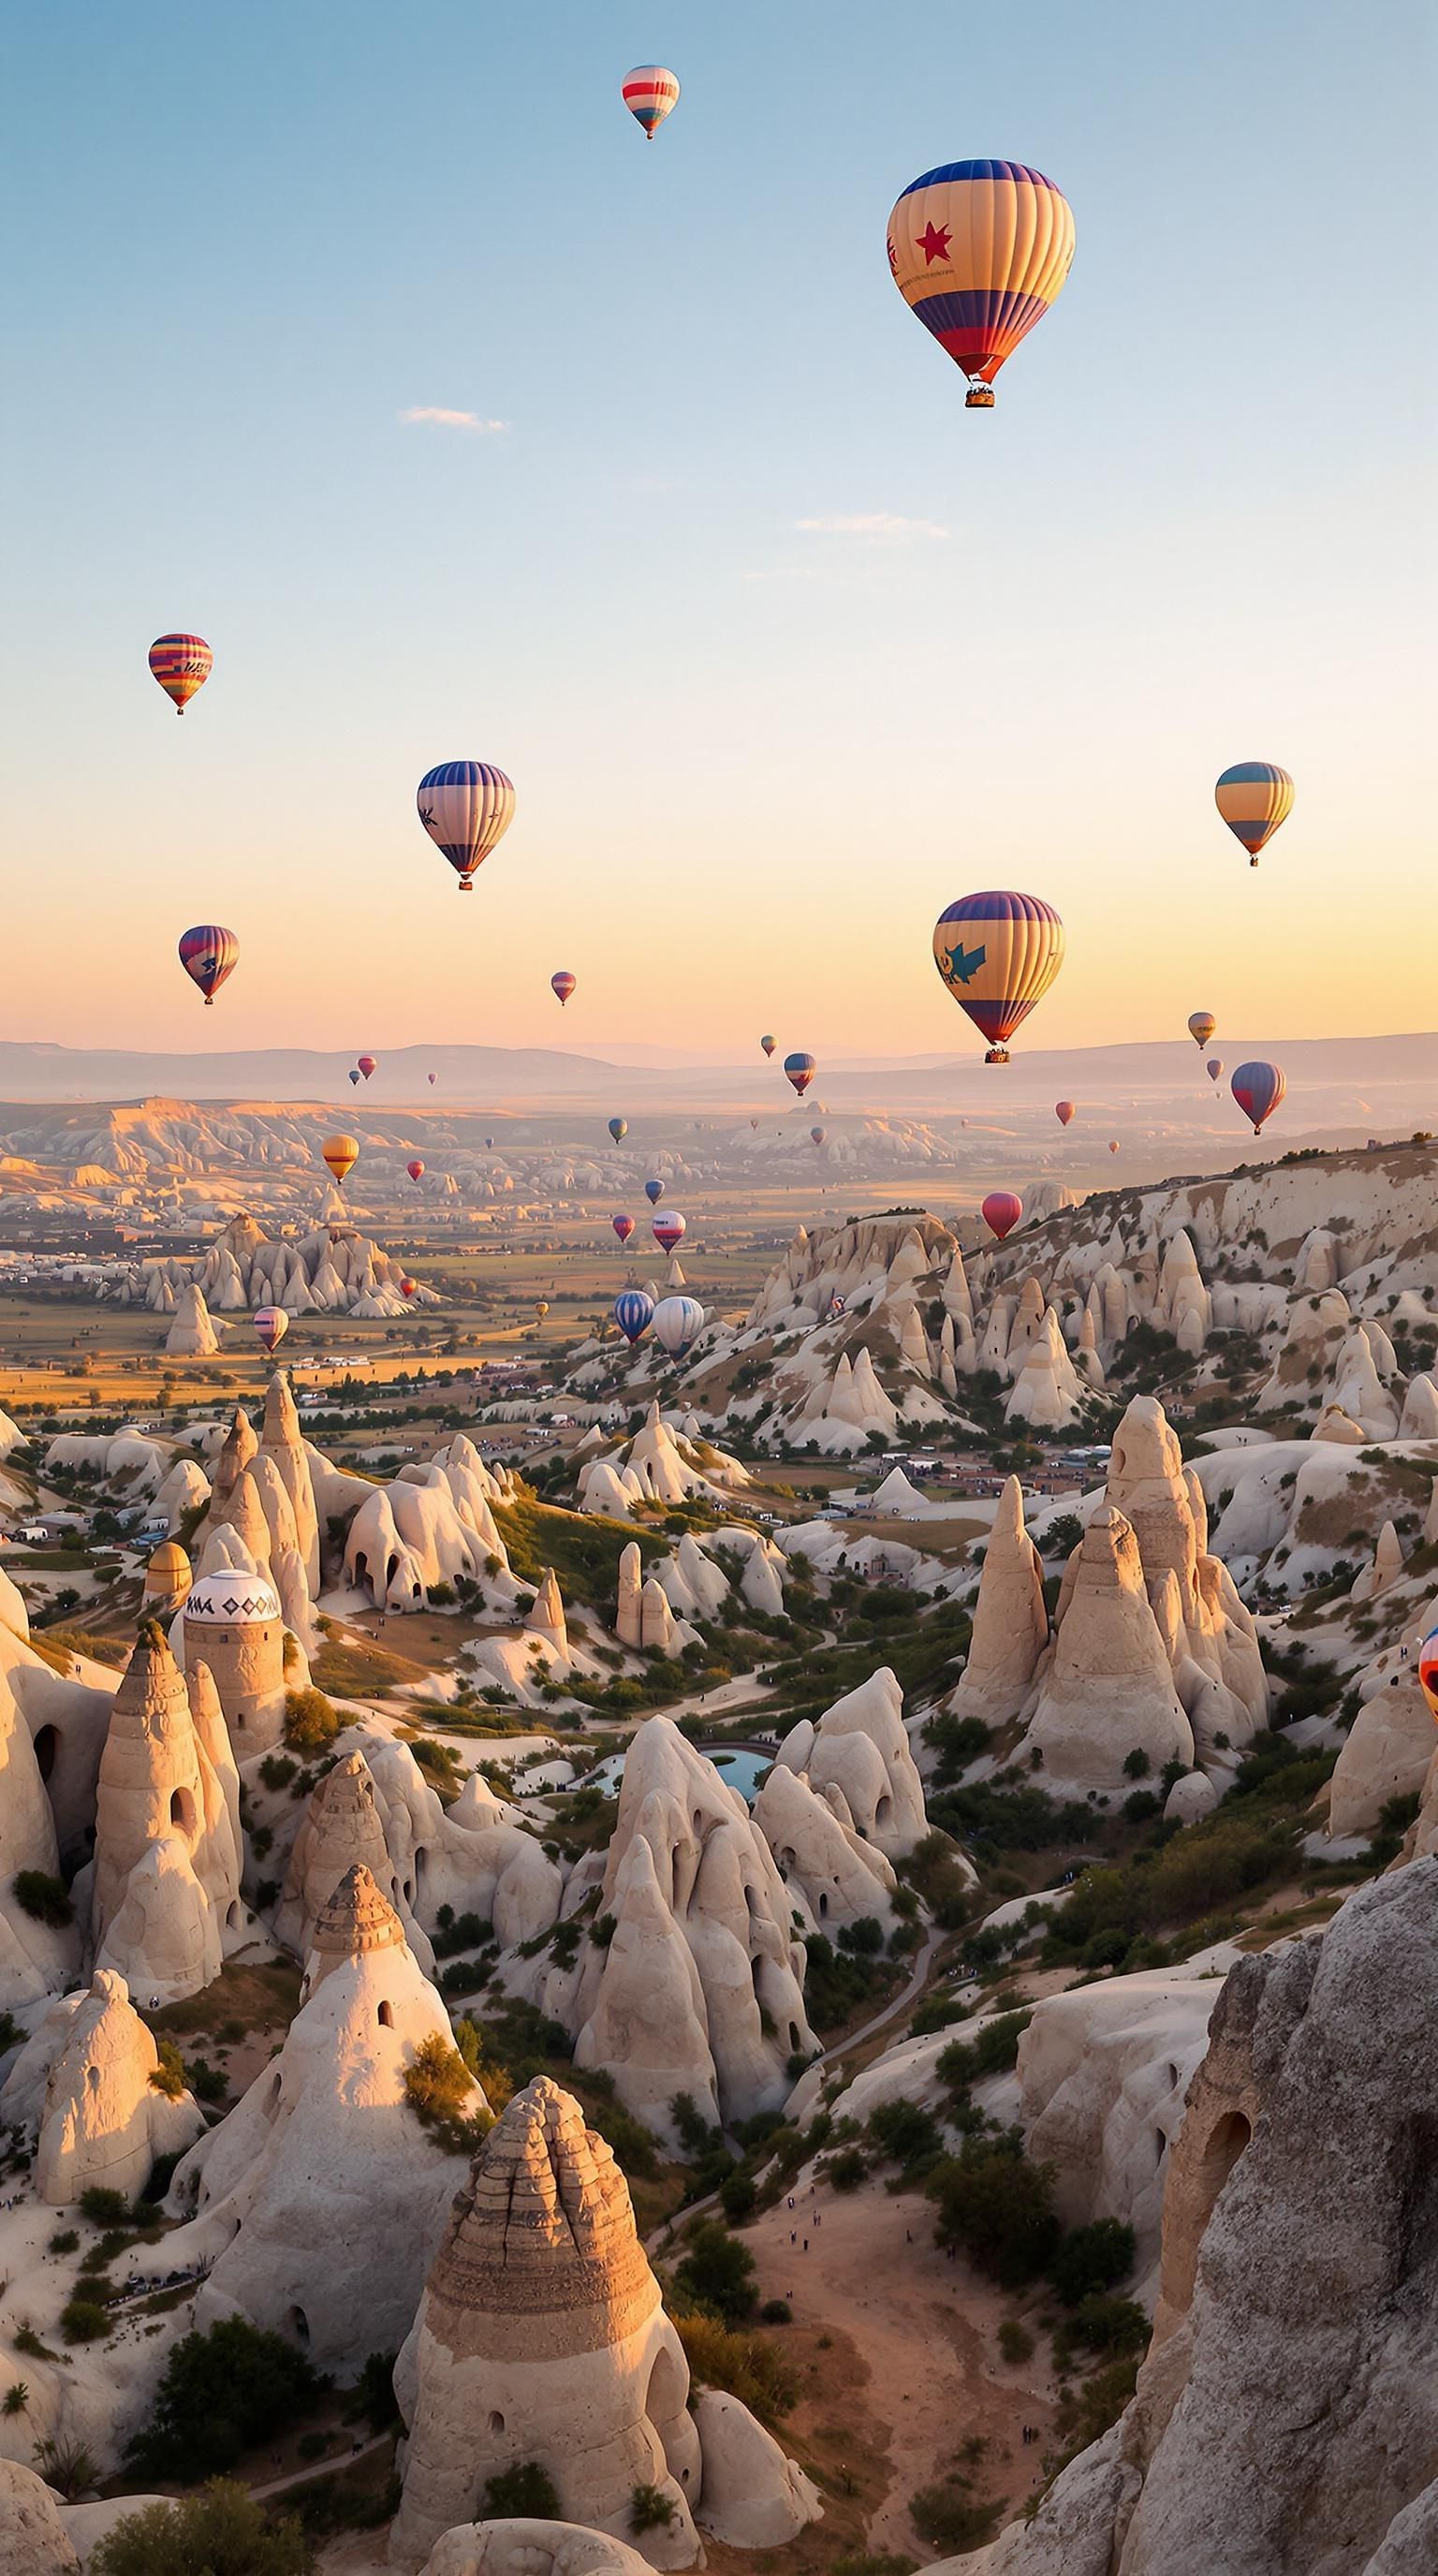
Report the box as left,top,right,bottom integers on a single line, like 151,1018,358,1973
689,2388,821,2546
276,1749,436,1969
165,1865,485,2372
163,1281,220,1355
1005,1305,1085,1429
1311,1403,1366,1443
1350,1518,1405,1602
526,1568,569,1653
616,1542,644,1647
1021,1509,1193,1790
754,1758,898,1933
639,1578,676,1652
1,1632,84,2007
0,2462,81,2574
780,1667,929,1860
1398,1371,1438,1437
16,1970,204,2206
1104,1396,1268,1757
653,1534,728,1622
949,1478,1049,1725
87,1626,243,2004
1327,1639,1438,1840
416,2528,658,2576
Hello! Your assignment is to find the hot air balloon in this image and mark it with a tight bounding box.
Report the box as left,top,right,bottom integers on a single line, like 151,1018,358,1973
406,1160,425,1182
551,972,576,1007
535,1301,550,1323
1230,1060,1285,1135
1206,1057,1224,1085
653,1212,686,1253
811,1126,826,1145
427,1072,437,1085
357,1055,376,1081
253,1305,288,1356
485,1136,494,1149
149,633,213,714
614,1288,654,1345
608,1118,628,1142
348,1069,361,1086
1108,1140,1121,1154
417,760,516,891
760,1034,777,1058
1215,763,1294,865
888,160,1075,409
981,1192,1022,1240
612,1214,636,1244
1418,1626,1438,1720
622,64,680,139
1055,1100,1076,1126
932,893,1064,1061
177,926,238,1007
1188,1012,1217,1049
750,1118,760,1130
322,1134,359,1187
653,1295,704,1357
784,1052,816,1097
644,1178,665,1206
399,1276,418,1299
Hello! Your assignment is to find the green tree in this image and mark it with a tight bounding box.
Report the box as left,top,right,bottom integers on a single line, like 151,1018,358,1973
1049,2217,1136,2307
125,2317,322,2481
284,1687,340,1755
89,2480,315,2575
928,2134,1061,2289
672,2220,757,2323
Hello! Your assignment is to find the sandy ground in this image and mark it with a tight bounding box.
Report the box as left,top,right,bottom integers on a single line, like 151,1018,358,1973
746,2166,1059,2554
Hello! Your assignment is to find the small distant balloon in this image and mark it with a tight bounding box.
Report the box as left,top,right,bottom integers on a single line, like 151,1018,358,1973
348,1069,361,1087
486,1136,495,1149
608,1117,628,1142
653,1212,686,1252
612,1214,636,1244
177,926,238,1007
253,1305,288,1356
551,971,577,1007
1230,1060,1285,1135
750,1118,760,1131
981,1191,1022,1240
1206,1057,1224,1085
1215,762,1294,865
784,1051,816,1097
535,1301,550,1323
1188,1012,1217,1049
322,1134,359,1187
653,1294,704,1357
622,64,681,139
406,1160,425,1182
614,1288,654,1345
417,759,516,891
811,1126,826,1145
399,1276,418,1299
760,1033,777,1058
427,1072,437,1085
644,1178,665,1206
1054,1100,1076,1126
149,633,213,714
1108,1140,1121,1154
1418,1626,1438,1721
357,1056,376,1081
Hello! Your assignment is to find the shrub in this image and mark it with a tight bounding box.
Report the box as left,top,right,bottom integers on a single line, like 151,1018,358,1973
90,2480,316,2575
997,2320,1034,2365
481,2463,560,2518
672,2221,757,2324
125,2317,322,2480
3,2382,28,2415
928,2134,1061,2288
78,2187,128,2226
402,2035,492,2154
48,2230,80,2256
148,2037,187,2101
937,2010,1032,2097
673,2312,800,2422
60,2299,110,2344
837,1914,885,1956
630,2482,676,2534
284,1687,340,1755
32,2435,98,2499
759,2298,793,2324
258,1754,299,1792
13,1870,73,1928
1049,2217,1136,2307
826,2146,869,2192
719,2171,758,2221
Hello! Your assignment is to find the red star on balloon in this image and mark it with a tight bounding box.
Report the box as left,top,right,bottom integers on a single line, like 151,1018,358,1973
916,220,952,266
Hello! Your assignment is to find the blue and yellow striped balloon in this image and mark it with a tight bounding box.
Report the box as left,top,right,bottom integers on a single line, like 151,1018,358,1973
1215,762,1294,865
888,160,1075,406
932,892,1064,1062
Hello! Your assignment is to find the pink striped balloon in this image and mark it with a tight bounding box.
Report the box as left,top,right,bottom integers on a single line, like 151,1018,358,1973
622,65,681,139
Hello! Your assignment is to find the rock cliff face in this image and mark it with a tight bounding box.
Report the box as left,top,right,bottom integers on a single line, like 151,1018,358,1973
773,1667,930,1860
86,1626,243,2003
947,1477,1049,1724
972,1862,1438,2576
0,1969,203,2206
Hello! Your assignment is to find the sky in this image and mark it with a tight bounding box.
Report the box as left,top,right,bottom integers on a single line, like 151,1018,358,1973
1,1,1431,1072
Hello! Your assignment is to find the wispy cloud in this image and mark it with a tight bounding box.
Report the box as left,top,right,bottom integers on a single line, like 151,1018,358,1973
399,407,508,433
795,511,949,541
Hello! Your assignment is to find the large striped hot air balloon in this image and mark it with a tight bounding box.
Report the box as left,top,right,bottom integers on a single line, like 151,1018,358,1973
932,893,1064,1062
177,925,239,1006
253,1306,288,1356
417,761,516,890
888,160,1075,408
653,1295,704,1357
550,971,577,1007
614,1288,654,1345
783,1052,816,1097
1215,763,1294,865
1188,1012,1217,1050
149,633,213,713
622,65,680,139
1231,1061,1285,1135
981,1192,1022,1240
322,1134,359,1187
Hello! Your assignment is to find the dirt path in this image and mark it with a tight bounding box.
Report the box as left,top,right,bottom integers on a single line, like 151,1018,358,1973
745,2172,1058,2555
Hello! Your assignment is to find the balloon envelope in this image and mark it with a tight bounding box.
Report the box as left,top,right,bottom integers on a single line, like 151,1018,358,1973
1206,1057,1224,1084
1188,1012,1217,1049
760,1033,777,1057
1230,1060,1285,1134
551,971,576,1006
1215,762,1294,863
1418,1626,1438,1721
932,893,1064,1060
1054,1100,1076,1126
253,1305,288,1355
981,1191,1022,1240
406,1160,425,1181
888,160,1075,398
357,1056,376,1079
644,1178,665,1206
322,1134,359,1186
622,64,680,137
417,760,516,890
811,1126,826,1145
399,1277,418,1298
608,1118,628,1142
612,1214,636,1243
653,1294,704,1356
653,1212,686,1252
348,1069,360,1086
427,1072,436,1085
784,1051,816,1096
1108,1140,1121,1153
177,925,238,1006
614,1288,654,1345
149,632,213,714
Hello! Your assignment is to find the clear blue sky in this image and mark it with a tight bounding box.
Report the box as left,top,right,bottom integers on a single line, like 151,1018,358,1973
1,2,1431,1065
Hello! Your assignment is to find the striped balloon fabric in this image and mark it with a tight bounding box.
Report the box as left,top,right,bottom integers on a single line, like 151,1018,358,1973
177,924,239,1005
888,160,1075,399
416,760,516,889
149,632,213,713
1215,762,1294,865
1230,1060,1286,1135
622,65,681,138
932,891,1064,1061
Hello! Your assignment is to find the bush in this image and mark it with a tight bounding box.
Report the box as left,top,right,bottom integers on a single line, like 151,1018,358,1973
284,1688,340,1755
837,1914,885,1956
258,1754,299,1792
997,2320,1034,2365
32,2436,97,2499
78,2187,129,2225
402,2035,492,2153
13,1870,73,1928
719,2171,758,2221
1060,2292,1150,2357
630,2482,676,2534
90,2481,315,2575
928,2134,1061,2288
1049,2217,1136,2307
759,2298,793,2325
148,2037,187,2101
867,2099,944,2173
125,2317,322,2481
826,2146,869,2191
937,2011,1032,2097
674,2312,800,2422
672,2221,757,2323
481,2463,560,2518
60,2299,110,2344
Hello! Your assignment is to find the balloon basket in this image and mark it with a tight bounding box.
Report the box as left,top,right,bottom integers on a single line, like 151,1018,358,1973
965,385,995,409
983,1046,1009,1065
